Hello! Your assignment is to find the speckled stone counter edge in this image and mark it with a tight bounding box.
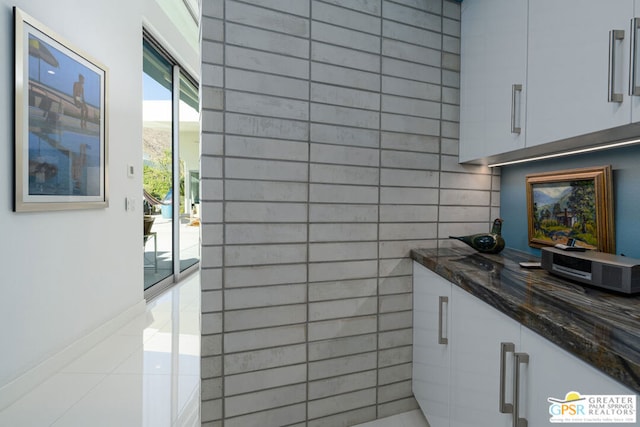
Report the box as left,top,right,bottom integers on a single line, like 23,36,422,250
411,247,640,393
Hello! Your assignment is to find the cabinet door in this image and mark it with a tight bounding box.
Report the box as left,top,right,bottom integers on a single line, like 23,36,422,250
519,326,636,426
526,0,633,148
449,286,521,427
459,0,528,162
412,263,452,427
632,1,640,122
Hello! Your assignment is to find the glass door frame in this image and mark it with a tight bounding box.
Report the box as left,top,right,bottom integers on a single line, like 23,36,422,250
144,34,199,300
171,65,181,285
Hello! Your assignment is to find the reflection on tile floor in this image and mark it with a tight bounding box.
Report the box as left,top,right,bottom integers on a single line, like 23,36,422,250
0,273,201,427
0,272,430,427
353,409,430,427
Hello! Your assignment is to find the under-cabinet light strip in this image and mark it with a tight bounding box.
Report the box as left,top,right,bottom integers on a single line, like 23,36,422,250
488,138,640,167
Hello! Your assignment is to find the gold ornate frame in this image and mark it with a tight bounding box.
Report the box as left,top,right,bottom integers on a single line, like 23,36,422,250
526,165,614,253
14,7,108,212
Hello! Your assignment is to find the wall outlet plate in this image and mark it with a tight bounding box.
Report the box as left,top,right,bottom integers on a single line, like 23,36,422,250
125,197,135,212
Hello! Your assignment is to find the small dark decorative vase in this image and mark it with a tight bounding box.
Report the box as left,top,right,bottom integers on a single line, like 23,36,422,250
449,218,505,254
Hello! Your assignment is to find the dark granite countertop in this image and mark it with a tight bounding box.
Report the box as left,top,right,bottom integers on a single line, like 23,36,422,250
411,247,640,393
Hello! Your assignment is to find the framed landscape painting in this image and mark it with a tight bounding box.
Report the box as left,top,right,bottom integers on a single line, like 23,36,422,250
526,166,615,253
14,7,108,212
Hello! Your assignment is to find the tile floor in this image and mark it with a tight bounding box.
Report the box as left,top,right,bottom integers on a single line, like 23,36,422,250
353,409,430,427
0,272,201,427
0,272,428,427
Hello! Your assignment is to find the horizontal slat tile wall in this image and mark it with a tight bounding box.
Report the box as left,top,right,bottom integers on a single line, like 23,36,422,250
226,1,310,426
201,1,225,426
435,0,501,245
200,1,496,425
308,1,381,425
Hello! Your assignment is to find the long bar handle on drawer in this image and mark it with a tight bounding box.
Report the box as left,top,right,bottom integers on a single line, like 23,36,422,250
438,296,448,345
511,84,522,134
609,29,625,102
631,19,640,95
499,342,515,414
513,352,529,427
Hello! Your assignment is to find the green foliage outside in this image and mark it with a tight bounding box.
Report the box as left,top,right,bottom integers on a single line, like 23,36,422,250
143,149,185,213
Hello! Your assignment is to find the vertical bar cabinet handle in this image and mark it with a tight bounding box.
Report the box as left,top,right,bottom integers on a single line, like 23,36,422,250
608,29,625,102
438,296,448,345
630,19,640,96
499,342,515,414
513,352,529,427
511,84,522,134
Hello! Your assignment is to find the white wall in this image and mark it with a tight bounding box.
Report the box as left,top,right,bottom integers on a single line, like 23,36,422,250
0,0,199,404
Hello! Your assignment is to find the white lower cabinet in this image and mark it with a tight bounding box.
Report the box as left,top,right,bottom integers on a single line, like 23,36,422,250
413,262,452,427
412,261,636,427
520,326,636,427
449,286,520,427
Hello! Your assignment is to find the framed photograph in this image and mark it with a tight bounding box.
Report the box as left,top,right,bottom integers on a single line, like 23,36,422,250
526,165,615,253
14,7,108,212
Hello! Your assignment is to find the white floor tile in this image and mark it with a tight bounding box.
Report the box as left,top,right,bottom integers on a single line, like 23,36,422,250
114,347,199,377
60,334,143,375
0,273,201,427
112,311,156,337
0,272,429,427
353,409,430,427
52,373,198,427
0,373,105,427
51,374,145,427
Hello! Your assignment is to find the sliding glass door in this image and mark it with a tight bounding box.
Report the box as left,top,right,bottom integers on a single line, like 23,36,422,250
178,74,200,272
143,38,199,292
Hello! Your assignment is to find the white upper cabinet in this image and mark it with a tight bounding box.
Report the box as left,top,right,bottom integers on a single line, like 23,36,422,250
631,0,640,122
460,0,640,162
526,0,634,148
459,0,528,163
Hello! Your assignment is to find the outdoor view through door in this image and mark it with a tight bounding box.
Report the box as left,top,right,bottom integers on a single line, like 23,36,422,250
143,38,200,291
178,75,200,273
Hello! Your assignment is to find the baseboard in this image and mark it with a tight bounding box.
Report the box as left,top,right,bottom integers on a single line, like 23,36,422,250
0,299,146,411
